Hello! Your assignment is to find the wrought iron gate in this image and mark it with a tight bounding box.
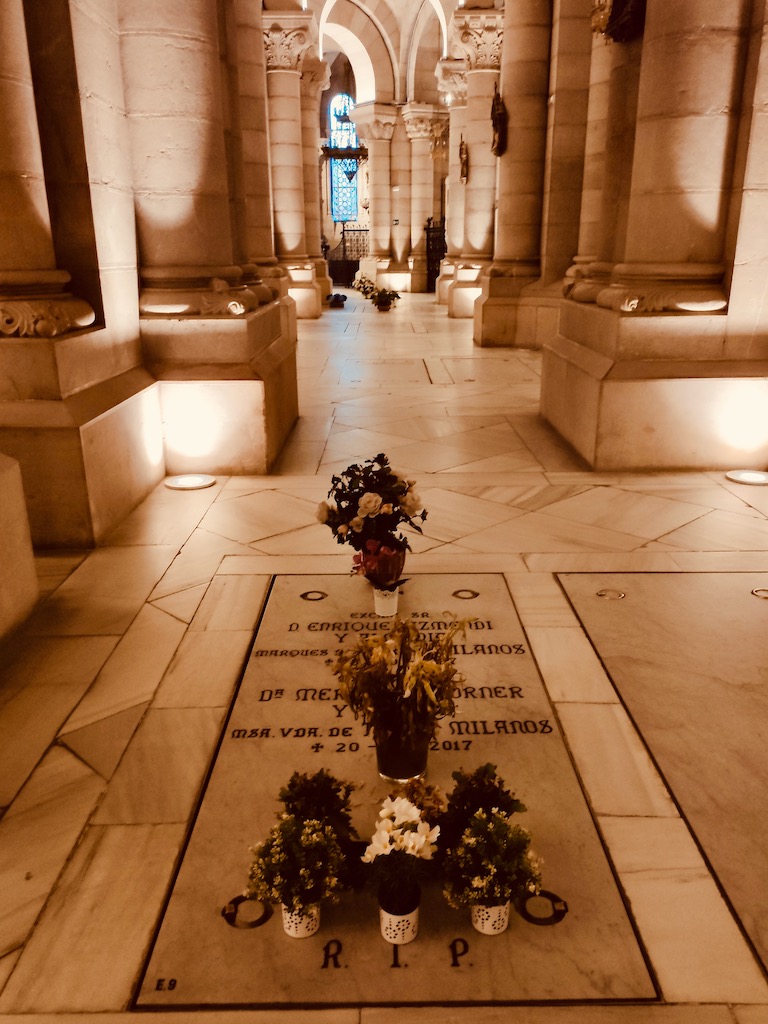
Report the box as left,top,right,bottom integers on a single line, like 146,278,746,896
328,227,369,286
425,217,447,292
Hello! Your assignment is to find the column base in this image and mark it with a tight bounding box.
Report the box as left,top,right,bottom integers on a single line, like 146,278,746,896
473,274,560,348
435,258,457,305
0,454,37,638
447,262,488,318
0,366,163,546
541,301,768,470
280,263,323,318
142,303,298,475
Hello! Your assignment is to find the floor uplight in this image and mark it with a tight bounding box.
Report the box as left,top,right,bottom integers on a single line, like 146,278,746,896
725,469,768,485
164,474,217,490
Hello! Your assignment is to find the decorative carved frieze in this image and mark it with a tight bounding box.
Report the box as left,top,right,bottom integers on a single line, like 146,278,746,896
263,15,318,71
300,56,330,100
0,297,95,338
139,277,262,316
595,285,727,313
449,12,504,71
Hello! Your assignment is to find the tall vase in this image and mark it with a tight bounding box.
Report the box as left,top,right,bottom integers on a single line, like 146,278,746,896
379,881,420,944
374,728,430,783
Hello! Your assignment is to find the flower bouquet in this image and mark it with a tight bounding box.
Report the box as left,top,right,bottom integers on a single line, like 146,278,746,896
330,616,466,781
246,814,346,937
441,808,542,934
437,762,527,860
362,794,440,942
317,453,426,596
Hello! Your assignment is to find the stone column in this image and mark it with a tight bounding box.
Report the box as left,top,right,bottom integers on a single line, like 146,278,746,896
542,0,761,470
446,8,503,318
435,60,467,304
264,12,322,318
597,1,739,313
352,103,397,283
0,0,94,338
474,0,552,344
403,104,440,292
122,0,257,316
125,0,298,475
300,56,332,303
232,0,287,303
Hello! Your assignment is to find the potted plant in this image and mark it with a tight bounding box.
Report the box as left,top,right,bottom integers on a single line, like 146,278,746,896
437,762,527,860
442,808,542,934
316,452,427,612
326,292,347,308
245,814,346,937
352,274,400,311
361,794,440,944
330,616,466,782
277,768,362,889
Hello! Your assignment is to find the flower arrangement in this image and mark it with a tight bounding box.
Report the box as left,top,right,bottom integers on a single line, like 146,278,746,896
317,453,427,590
442,808,542,910
352,274,400,307
245,814,346,914
362,794,440,914
437,762,527,858
277,768,361,889
330,616,466,746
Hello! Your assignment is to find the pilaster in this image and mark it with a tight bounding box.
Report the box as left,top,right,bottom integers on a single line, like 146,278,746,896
352,103,397,283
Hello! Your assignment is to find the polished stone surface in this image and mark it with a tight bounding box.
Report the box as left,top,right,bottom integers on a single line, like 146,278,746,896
137,574,654,1007
2,292,768,1020
560,572,768,980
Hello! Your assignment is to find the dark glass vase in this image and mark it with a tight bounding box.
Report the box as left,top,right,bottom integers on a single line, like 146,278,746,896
364,546,406,591
374,728,430,783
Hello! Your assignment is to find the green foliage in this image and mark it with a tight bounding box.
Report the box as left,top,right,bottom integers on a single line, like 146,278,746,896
437,763,526,857
246,815,346,914
442,808,542,909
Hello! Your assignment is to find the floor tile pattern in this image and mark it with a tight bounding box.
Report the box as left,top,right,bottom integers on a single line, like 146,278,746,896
1,290,767,1022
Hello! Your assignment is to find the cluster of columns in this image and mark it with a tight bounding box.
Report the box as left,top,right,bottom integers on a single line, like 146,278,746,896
541,0,768,469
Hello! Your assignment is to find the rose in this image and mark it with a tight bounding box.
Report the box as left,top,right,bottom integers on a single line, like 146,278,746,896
400,490,423,516
316,501,331,524
357,492,383,517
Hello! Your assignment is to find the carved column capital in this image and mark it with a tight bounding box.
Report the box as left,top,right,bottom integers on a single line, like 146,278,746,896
300,56,330,100
436,58,467,106
351,103,397,143
263,14,318,71
449,12,504,71
402,104,439,142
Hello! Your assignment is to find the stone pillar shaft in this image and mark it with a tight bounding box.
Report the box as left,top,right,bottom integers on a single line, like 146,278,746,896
233,0,276,264
122,0,234,275
461,69,498,259
0,0,93,336
300,58,329,260
267,68,308,259
352,104,396,260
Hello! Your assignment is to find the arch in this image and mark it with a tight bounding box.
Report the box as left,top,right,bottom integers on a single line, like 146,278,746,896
320,22,380,102
406,1,444,103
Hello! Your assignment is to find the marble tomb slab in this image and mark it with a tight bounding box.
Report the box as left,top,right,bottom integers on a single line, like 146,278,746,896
558,571,768,976
136,574,656,1009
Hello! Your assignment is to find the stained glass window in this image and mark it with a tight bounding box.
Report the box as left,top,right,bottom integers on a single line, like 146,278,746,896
329,93,359,223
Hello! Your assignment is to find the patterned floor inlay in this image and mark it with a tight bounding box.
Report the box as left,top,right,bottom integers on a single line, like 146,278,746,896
136,574,655,1009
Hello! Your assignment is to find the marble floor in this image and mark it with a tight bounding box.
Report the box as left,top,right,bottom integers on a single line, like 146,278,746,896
2,290,768,1024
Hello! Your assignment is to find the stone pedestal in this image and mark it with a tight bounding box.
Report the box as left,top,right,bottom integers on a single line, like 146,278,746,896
142,302,297,474
541,301,768,470
0,454,37,639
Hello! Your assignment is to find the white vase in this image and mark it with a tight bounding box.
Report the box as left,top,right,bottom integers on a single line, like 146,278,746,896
281,903,320,938
373,586,398,616
379,904,419,944
470,902,510,935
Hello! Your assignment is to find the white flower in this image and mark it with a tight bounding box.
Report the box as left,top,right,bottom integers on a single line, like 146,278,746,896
349,517,364,532
316,501,331,524
381,796,421,826
357,492,383,517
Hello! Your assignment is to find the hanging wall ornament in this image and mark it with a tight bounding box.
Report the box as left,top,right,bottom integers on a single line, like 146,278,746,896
592,0,646,43
491,83,507,157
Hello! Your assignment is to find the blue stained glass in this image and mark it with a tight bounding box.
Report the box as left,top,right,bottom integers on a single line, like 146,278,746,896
329,93,358,223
